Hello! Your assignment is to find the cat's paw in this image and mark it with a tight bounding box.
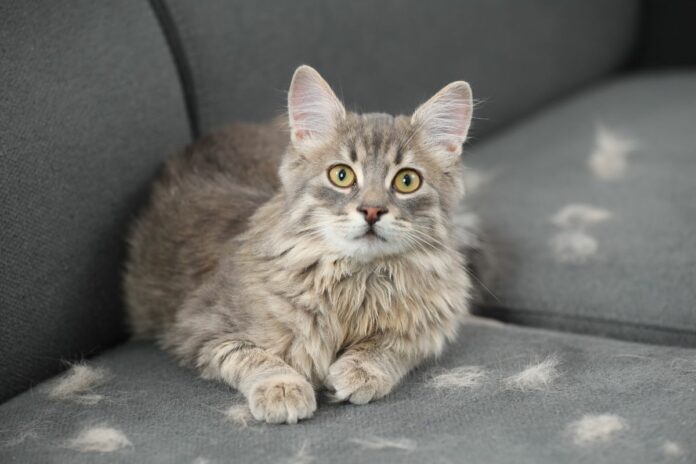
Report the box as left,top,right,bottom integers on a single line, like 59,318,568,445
248,373,316,424
325,356,393,405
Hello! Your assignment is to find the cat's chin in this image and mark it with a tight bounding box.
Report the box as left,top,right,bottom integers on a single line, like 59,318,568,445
331,235,406,263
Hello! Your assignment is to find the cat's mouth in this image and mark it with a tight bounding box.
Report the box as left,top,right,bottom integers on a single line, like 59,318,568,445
359,228,386,242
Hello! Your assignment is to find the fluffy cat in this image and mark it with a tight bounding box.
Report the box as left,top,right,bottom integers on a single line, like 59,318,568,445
125,65,481,424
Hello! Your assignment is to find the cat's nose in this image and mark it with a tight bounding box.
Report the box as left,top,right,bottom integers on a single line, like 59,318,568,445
358,206,388,225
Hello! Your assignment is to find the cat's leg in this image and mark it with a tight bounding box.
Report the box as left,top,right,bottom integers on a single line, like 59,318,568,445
168,288,317,424
198,340,317,424
325,337,422,405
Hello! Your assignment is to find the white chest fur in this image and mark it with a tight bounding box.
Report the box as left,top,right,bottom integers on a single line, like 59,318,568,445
257,251,472,384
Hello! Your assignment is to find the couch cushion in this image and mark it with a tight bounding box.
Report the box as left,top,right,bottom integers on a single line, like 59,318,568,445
160,0,638,137
466,72,696,346
0,0,191,402
0,324,694,463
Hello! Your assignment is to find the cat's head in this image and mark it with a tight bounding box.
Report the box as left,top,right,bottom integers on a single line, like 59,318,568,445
280,65,473,261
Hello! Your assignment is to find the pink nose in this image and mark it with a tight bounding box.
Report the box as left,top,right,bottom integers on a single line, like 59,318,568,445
358,206,388,225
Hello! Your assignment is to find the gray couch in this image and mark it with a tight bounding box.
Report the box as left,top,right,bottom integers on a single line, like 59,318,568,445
2,1,695,463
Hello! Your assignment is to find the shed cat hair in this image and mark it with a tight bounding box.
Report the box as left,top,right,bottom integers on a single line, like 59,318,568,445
125,65,482,423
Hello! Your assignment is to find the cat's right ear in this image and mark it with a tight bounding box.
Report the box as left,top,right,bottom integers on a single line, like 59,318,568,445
288,65,346,148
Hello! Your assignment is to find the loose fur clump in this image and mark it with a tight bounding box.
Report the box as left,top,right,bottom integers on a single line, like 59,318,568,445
65,424,132,453
429,366,487,389
124,65,481,423
350,437,417,452
549,204,612,264
505,356,560,391
225,404,253,427
48,363,110,405
588,125,636,181
286,441,315,464
550,231,599,264
550,204,613,229
566,414,627,446
661,440,685,458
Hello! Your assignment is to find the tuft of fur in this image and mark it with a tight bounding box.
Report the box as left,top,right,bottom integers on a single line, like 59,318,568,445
65,424,132,453
550,204,612,229
505,356,560,391
429,366,487,389
588,125,636,181
549,204,612,265
286,441,315,464
48,363,110,404
350,437,416,452
566,414,627,445
124,66,478,423
225,404,253,427
661,440,685,458
550,231,598,264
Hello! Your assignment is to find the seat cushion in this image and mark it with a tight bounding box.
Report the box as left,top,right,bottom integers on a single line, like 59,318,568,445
1,325,694,463
466,72,696,347
0,0,191,402
160,0,638,137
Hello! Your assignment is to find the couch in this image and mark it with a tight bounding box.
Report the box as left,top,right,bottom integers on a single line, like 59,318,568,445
2,1,695,462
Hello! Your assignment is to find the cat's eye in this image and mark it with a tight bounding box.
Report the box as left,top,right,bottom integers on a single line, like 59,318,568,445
328,164,356,188
392,169,421,193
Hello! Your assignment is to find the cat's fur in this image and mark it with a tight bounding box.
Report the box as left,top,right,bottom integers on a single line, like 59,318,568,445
125,66,481,424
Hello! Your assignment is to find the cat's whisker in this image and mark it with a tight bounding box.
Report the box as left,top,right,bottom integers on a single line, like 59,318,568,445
407,227,452,252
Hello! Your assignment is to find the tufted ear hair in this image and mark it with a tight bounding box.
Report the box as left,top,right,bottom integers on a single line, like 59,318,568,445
287,65,346,148
411,81,473,157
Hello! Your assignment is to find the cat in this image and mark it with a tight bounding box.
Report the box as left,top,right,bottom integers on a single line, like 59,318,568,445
125,65,483,424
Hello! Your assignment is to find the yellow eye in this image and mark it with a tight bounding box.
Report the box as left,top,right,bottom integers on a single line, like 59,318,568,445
328,164,356,188
393,169,421,193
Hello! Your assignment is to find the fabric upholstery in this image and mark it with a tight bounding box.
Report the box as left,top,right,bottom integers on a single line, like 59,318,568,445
466,72,696,346
160,0,639,137
1,324,694,463
0,0,191,402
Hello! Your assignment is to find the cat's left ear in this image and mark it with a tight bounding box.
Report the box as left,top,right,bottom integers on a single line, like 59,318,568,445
288,65,346,148
411,81,473,157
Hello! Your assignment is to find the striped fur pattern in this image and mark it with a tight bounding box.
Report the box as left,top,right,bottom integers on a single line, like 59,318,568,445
125,66,476,423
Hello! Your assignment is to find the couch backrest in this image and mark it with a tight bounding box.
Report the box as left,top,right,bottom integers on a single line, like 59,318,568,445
0,0,191,402
160,0,639,138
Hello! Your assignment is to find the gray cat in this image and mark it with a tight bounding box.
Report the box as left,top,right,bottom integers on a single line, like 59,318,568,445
125,65,484,424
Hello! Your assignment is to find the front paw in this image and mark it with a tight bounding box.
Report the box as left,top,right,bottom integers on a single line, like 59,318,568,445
248,373,317,424
325,356,393,405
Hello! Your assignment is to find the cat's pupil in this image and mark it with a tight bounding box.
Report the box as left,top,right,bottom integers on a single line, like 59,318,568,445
338,169,346,181
403,174,411,186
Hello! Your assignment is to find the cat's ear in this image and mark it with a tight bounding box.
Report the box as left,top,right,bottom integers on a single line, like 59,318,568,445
288,65,346,147
411,81,473,157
